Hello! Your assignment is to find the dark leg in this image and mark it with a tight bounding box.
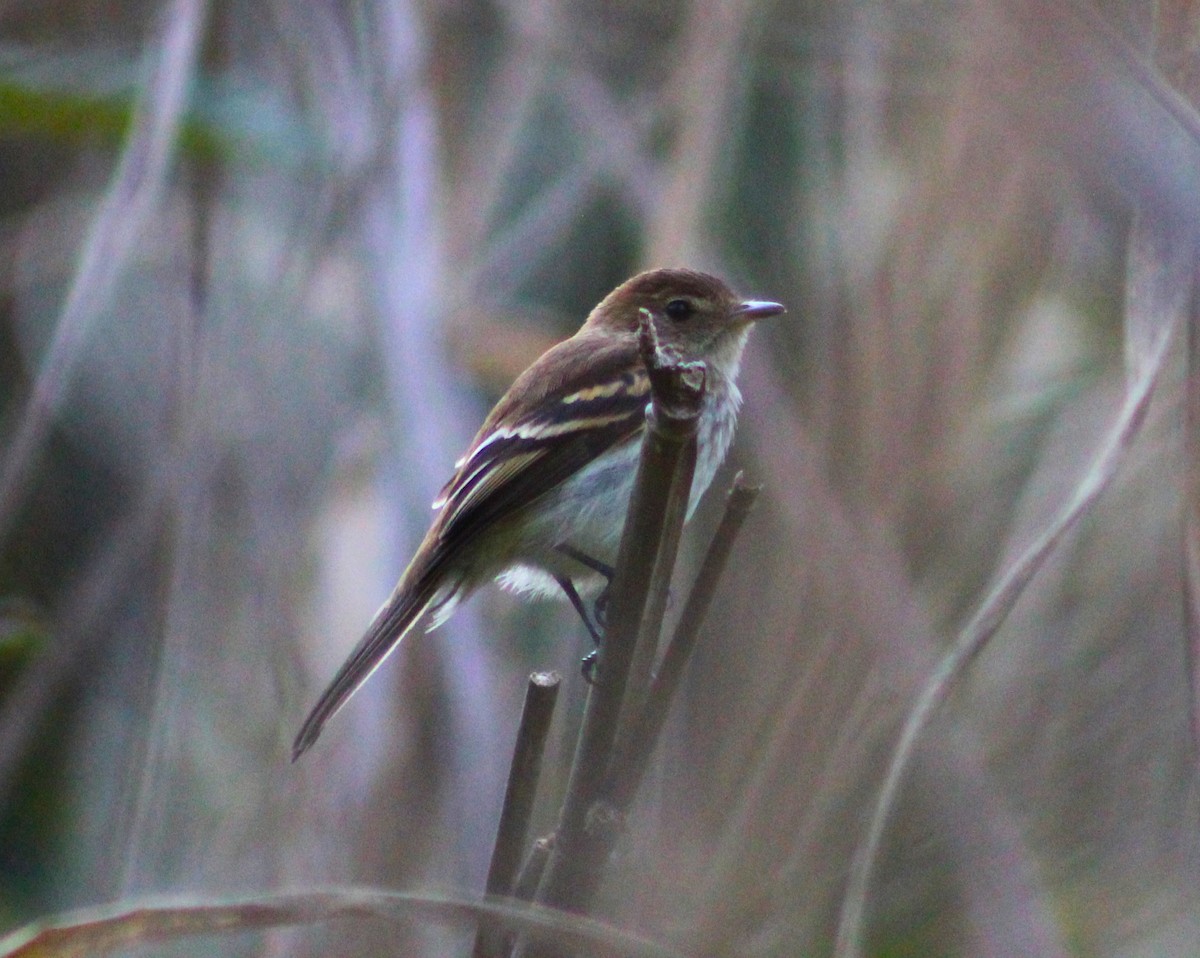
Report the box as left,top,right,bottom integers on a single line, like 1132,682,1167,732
555,543,614,580
553,572,604,684
555,542,613,633
553,574,602,646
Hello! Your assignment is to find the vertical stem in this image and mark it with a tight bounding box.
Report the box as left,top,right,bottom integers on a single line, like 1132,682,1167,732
605,476,760,811
1184,273,1200,757
530,312,705,927
615,434,697,750
475,672,561,958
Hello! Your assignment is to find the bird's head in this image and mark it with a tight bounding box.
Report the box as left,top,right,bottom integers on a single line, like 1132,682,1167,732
585,268,785,371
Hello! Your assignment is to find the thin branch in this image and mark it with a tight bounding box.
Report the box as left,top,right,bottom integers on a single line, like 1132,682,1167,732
1124,211,1198,757
833,303,1181,958
1185,276,1200,757
511,836,554,904
484,672,563,897
606,475,760,811
512,473,760,958
531,308,705,922
474,671,561,958
0,888,686,958
616,405,698,745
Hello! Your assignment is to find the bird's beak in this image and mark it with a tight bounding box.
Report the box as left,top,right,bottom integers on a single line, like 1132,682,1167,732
733,299,786,322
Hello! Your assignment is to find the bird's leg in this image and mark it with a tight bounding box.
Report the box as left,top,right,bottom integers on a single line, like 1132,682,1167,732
552,574,603,646
553,573,605,683
554,544,616,682
555,544,614,626
555,543,614,580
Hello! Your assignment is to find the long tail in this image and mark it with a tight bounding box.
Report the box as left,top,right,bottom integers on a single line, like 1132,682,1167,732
291,559,452,761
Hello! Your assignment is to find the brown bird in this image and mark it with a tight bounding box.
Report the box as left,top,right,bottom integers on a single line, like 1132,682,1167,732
293,268,784,758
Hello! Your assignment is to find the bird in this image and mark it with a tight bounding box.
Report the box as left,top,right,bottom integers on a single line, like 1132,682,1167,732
292,268,784,759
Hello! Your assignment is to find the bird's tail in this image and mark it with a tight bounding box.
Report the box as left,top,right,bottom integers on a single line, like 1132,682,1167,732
291,557,453,761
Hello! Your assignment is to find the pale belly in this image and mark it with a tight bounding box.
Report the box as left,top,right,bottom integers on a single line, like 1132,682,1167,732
492,387,740,599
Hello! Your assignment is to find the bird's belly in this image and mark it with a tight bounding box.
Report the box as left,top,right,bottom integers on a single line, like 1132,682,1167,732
491,396,738,600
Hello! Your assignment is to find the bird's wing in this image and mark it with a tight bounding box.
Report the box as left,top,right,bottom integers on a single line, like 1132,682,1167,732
291,337,651,760
432,336,650,547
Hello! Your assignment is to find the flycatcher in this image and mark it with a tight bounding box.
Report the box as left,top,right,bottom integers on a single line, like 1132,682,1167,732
293,268,783,758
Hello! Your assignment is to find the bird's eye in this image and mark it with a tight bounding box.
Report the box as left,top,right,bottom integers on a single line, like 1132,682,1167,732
665,299,693,321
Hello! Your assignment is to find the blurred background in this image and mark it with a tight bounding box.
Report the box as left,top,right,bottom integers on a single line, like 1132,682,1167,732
2,0,1199,955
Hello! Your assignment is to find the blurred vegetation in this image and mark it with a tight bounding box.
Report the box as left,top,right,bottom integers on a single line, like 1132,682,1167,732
1,0,1199,956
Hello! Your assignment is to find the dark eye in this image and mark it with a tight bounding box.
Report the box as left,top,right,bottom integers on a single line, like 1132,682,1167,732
665,299,693,321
